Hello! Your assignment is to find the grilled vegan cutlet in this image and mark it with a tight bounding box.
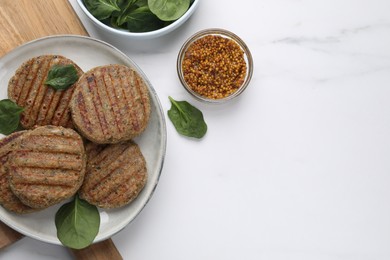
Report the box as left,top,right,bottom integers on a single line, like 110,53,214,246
0,131,37,214
6,126,86,209
7,55,83,129
70,64,151,144
79,140,147,209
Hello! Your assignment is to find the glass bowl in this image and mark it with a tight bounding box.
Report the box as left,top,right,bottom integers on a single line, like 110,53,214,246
177,28,253,103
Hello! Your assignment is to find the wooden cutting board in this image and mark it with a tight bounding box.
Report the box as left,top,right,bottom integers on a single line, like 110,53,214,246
0,0,122,259
0,0,86,56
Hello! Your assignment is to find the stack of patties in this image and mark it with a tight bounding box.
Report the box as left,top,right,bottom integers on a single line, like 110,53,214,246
0,131,34,214
0,56,150,214
70,64,150,209
0,126,86,213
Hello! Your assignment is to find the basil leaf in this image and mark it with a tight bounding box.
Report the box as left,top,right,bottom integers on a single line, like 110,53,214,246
55,195,100,249
83,0,121,20
45,64,79,90
0,99,24,135
148,0,190,21
167,96,207,138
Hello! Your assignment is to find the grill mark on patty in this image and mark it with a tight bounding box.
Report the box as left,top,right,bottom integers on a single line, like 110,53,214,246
108,69,124,133
96,67,118,138
54,80,77,127
50,60,81,127
43,58,66,126
85,143,106,159
94,72,111,139
11,151,83,171
84,144,128,190
0,131,37,214
80,77,102,134
11,183,83,209
136,75,150,125
133,70,148,131
14,144,82,155
8,55,83,129
36,83,55,125
12,59,33,103
103,68,122,134
18,136,83,154
19,56,44,106
10,168,80,187
71,65,150,143
36,57,70,126
80,140,147,208
14,184,78,195
93,162,145,202
87,163,126,201
87,145,111,167
7,126,86,209
18,57,45,126
121,67,139,132
114,69,130,133
50,59,70,125
75,92,94,135
129,70,145,131
0,154,8,164
42,88,62,125
12,60,32,104
101,167,146,203
117,67,131,132
52,90,68,126
0,131,25,148
87,74,109,139
24,57,52,127
83,143,144,201
30,56,55,126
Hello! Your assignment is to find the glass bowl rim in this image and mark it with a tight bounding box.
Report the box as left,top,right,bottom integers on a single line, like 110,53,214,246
177,28,254,103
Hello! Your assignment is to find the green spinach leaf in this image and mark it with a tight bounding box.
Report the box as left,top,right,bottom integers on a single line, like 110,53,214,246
148,0,190,21
83,0,121,20
167,96,207,138
55,195,100,249
85,0,192,32
45,64,79,90
119,5,164,32
135,0,148,7
115,0,138,24
0,99,24,135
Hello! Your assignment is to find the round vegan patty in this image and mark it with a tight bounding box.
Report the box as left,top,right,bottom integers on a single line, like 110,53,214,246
8,55,83,129
7,126,86,209
79,140,147,209
70,64,151,144
0,131,37,214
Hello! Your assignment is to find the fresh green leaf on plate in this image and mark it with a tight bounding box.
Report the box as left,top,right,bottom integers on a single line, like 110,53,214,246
45,64,79,90
0,99,24,135
55,195,100,249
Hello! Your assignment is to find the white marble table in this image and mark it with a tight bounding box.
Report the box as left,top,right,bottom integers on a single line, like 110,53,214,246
2,0,390,259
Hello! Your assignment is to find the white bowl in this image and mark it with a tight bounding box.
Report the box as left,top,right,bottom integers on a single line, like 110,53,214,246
76,0,200,40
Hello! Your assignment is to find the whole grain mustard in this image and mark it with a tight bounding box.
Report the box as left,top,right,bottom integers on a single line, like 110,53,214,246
182,35,247,99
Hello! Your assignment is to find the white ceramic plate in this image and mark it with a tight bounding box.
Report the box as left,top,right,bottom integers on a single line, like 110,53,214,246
0,35,166,245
